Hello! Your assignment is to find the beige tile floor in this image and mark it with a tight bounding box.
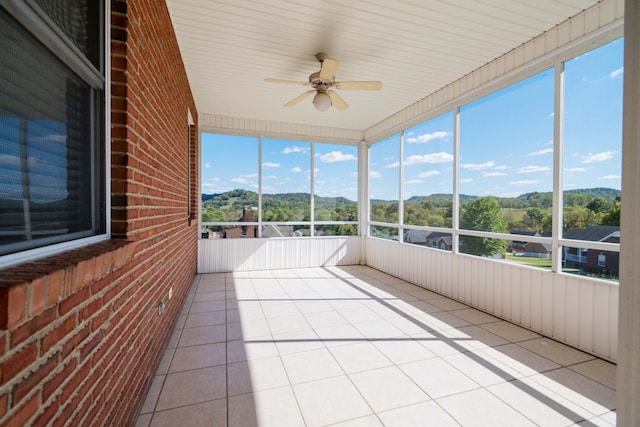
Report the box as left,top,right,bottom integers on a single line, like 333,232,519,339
135,266,616,427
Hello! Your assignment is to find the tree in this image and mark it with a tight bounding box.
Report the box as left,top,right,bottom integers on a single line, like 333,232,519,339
601,197,620,226
460,197,508,257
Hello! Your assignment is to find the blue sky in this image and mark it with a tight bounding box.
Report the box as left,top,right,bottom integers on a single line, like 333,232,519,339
369,38,623,200
203,39,623,202
201,135,358,200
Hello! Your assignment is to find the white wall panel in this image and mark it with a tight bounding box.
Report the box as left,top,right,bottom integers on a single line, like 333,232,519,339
198,237,361,273
199,113,363,145
365,237,618,361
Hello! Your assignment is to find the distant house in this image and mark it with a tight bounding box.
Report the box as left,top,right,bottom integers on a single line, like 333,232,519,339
509,231,552,258
426,232,453,251
403,230,432,246
261,224,294,238
225,207,258,238
563,225,620,275
402,230,452,250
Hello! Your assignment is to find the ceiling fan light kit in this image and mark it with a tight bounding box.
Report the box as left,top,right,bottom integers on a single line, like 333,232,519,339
265,52,382,111
312,92,332,111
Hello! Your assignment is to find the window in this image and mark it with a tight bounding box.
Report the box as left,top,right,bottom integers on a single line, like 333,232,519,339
201,134,358,238
0,2,106,261
314,143,358,236
402,112,454,250
403,112,454,229
561,39,623,280
458,68,554,258
598,253,606,268
262,138,311,223
369,134,400,240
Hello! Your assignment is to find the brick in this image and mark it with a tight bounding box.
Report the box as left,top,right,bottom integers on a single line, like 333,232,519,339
32,397,59,427
0,392,7,418
61,362,91,403
11,306,56,348
4,393,38,427
43,358,77,401
1,341,37,386
47,270,62,306
6,283,28,329
80,331,104,361
29,276,47,316
59,287,90,317
13,355,57,403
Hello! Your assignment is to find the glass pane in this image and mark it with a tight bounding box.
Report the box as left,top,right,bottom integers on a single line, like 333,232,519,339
403,229,452,251
200,134,258,223
315,224,357,236
459,69,554,237
0,11,99,255
262,139,310,222
369,134,400,224
34,0,102,68
314,143,358,221
563,244,619,281
562,39,622,235
459,236,507,258
403,112,454,227
370,225,398,241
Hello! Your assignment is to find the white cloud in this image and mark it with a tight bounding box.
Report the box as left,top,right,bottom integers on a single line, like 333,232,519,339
517,165,551,174
528,148,553,156
230,177,248,184
370,171,382,178
316,151,357,163
205,162,211,168
598,174,621,180
209,177,220,182
493,165,508,171
460,178,473,183
385,162,399,168
565,167,587,173
582,151,617,163
483,172,507,177
263,162,280,168
510,180,541,185
405,152,454,165
290,166,303,173
405,131,450,144
404,179,422,185
610,67,623,78
460,160,495,171
418,170,440,178
282,145,308,154
263,175,277,180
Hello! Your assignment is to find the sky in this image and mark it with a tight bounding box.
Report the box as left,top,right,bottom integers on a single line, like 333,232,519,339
203,38,623,202
200,135,358,201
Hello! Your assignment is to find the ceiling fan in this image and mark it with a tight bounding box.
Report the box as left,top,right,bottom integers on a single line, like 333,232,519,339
264,53,382,111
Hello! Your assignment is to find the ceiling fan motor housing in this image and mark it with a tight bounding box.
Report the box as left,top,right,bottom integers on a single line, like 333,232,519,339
308,71,333,91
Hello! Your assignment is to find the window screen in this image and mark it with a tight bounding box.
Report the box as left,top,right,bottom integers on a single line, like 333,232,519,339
0,6,105,256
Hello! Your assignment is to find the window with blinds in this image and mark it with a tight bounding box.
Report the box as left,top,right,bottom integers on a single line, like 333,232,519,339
0,1,105,259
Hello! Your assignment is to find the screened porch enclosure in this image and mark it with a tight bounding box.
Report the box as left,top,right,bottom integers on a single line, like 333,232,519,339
162,0,640,424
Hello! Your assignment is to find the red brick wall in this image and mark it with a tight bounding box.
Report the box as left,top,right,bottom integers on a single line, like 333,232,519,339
0,1,198,425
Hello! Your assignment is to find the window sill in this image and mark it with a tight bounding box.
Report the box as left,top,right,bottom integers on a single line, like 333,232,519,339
0,239,132,330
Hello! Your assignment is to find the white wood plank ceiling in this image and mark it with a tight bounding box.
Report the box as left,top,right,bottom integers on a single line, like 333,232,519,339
166,0,600,132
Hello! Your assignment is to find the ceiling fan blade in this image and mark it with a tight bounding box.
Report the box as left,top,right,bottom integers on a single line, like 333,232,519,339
335,81,383,90
327,90,348,111
319,58,339,80
265,78,309,85
284,90,315,107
